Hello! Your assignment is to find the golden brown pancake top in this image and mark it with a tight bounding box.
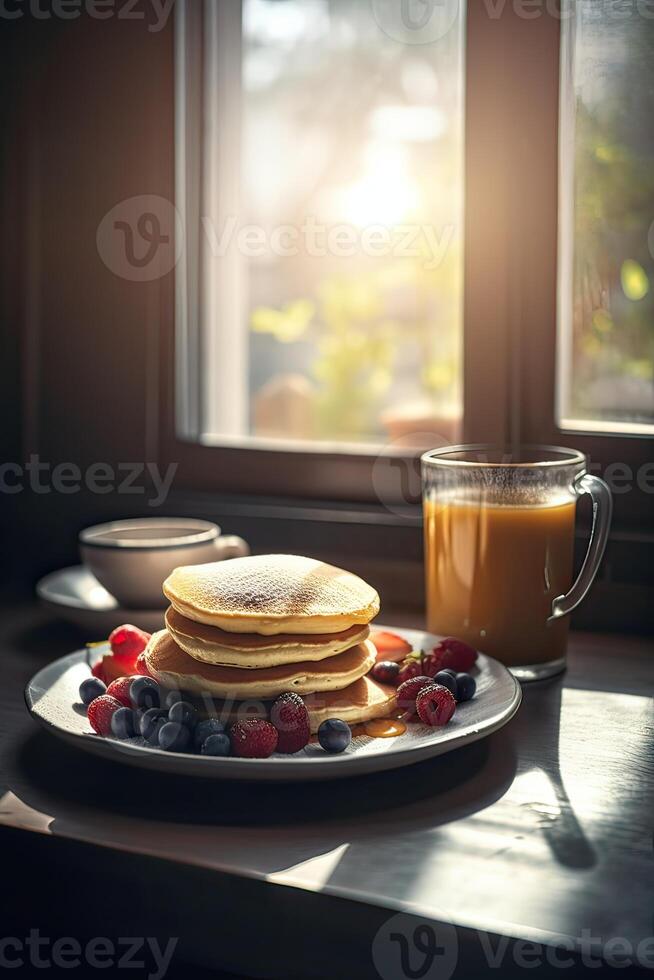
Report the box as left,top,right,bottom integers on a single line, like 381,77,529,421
163,554,380,630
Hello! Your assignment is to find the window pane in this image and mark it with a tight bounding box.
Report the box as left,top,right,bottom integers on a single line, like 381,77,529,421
203,0,464,449
558,0,654,433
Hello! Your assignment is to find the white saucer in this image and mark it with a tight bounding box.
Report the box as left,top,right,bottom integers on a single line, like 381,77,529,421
36,565,164,637
25,627,522,782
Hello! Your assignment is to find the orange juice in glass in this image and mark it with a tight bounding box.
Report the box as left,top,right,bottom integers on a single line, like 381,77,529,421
422,446,612,680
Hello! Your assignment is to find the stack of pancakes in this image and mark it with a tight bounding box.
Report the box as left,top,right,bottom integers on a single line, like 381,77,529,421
144,554,397,732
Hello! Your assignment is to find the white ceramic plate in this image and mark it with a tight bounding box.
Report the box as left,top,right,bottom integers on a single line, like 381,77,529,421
36,566,165,636
25,627,522,782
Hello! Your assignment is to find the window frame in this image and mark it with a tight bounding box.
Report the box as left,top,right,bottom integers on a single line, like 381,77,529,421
163,0,654,528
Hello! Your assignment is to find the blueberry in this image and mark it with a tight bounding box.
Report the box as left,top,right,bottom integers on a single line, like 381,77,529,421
441,668,458,678
201,733,231,757
317,718,352,754
168,700,199,729
139,707,168,744
110,706,137,739
129,676,160,710
434,670,458,696
193,718,226,750
164,689,183,709
158,721,191,753
455,672,476,702
79,677,106,705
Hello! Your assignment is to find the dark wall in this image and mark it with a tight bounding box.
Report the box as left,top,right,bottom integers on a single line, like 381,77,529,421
0,4,175,586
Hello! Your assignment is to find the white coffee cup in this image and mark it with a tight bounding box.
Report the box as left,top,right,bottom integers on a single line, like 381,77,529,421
79,518,249,609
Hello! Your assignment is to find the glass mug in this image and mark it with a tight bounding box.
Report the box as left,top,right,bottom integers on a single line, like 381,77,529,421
422,445,612,681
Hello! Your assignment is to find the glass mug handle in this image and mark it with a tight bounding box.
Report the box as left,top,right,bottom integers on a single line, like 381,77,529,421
549,473,613,621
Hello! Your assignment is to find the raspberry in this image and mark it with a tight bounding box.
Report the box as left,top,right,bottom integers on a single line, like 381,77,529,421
109,625,150,669
91,659,105,682
270,692,310,753
106,676,135,707
87,695,123,736
396,675,434,716
416,684,456,727
397,658,424,686
431,638,477,673
370,630,412,663
135,650,152,676
230,719,278,758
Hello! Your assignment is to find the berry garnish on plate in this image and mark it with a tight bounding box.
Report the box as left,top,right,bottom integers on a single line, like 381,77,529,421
201,733,231,757
317,718,352,753
108,624,151,672
168,700,199,729
110,706,137,740
371,660,401,685
87,695,122,736
455,672,476,703
230,719,278,758
130,676,160,710
270,692,310,754
140,707,168,745
370,630,412,663
416,684,456,727
430,637,478,673
397,655,425,686
106,676,135,708
396,675,434,717
158,721,192,753
135,650,152,676
194,718,226,751
433,670,457,697
79,676,106,705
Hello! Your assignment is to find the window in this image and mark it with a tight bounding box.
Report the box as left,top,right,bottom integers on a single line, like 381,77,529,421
558,0,654,434
176,0,464,451
170,1,653,523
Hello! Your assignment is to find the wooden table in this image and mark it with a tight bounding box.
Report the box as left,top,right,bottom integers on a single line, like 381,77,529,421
1,596,652,978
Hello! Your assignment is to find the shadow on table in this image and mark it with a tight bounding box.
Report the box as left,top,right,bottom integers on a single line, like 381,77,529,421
10,722,517,834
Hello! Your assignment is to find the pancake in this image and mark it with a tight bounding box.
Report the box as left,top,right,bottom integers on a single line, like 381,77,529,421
145,629,377,699
302,676,397,731
163,554,380,635
178,676,398,734
166,606,369,668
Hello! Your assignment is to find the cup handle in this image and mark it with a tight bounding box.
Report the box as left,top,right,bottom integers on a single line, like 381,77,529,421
549,473,612,621
213,535,250,561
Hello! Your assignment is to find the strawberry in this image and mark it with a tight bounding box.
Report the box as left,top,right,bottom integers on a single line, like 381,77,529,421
230,719,278,758
416,684,456,727
270,692,310,754
370,630,412,663
96,653,128,685
87,695,122,736
106,676,135,708
109,624,150,671
396,675,434,717
430,637,477,673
